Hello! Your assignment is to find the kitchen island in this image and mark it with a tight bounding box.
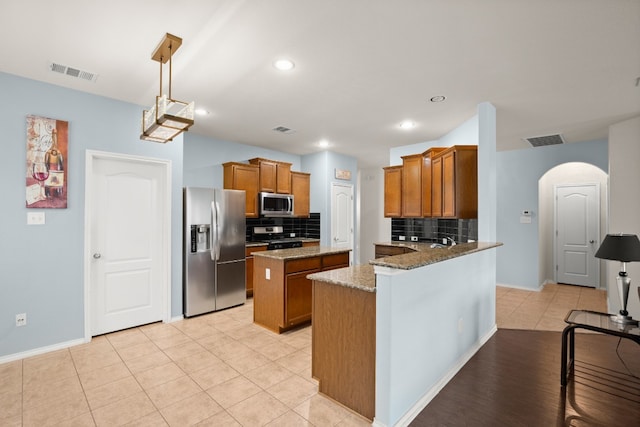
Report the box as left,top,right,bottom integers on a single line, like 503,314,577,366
252,246,350,333
308,241,501,425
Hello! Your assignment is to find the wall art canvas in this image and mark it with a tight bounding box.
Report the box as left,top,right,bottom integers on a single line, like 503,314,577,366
26,115,68,208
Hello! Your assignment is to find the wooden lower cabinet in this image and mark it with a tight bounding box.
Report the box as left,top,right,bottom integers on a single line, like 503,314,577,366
245,245,267,296
312,280,375,421
302,241,320,247
253,251,350,333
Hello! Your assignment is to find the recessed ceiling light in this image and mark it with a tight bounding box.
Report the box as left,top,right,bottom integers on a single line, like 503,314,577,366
399,120,416,130
195,108,210,116
318,139,330,148
430,95,446,103
273,59,295,71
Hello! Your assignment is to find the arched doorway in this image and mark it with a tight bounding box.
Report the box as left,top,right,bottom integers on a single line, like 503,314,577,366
538,162,608,289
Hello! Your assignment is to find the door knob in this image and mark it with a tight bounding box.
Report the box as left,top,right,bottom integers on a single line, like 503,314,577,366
589,240,595,244
93,253,102,259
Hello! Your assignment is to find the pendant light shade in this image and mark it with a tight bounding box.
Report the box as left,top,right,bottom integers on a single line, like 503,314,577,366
140,33,194,143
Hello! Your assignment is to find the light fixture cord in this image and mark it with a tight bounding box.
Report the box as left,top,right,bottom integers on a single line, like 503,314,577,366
159,55,163,97
168,43,172,99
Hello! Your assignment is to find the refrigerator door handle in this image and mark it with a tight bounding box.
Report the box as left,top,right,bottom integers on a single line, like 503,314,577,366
211,201,219,261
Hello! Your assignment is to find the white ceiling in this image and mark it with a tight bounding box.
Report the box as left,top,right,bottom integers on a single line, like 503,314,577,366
2,0,639,168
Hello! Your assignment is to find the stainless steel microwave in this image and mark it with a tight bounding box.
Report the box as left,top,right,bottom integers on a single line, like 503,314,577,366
260,192,294,217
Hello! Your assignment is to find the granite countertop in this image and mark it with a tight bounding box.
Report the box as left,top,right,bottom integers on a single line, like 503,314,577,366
370,241,502,270
246,241,269,248
252,246,351,260
308,264,376,293
307,241,502,291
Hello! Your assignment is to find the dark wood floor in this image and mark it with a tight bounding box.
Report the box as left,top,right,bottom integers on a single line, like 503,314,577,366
411,329,640,426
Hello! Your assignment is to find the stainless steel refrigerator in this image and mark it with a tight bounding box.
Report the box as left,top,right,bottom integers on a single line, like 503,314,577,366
183,187,246,317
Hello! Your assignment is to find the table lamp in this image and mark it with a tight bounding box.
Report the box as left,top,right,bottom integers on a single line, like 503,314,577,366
595,233,640,325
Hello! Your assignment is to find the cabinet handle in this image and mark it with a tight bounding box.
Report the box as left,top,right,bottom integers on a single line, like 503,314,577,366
93,253,102,259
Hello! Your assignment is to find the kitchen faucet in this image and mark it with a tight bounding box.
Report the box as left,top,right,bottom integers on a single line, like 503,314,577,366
445,236,457,246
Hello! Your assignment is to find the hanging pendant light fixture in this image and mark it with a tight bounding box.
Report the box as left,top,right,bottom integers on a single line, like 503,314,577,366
140,33,195,143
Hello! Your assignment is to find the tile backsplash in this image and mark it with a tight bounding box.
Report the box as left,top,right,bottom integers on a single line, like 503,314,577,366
391,218,478,244
246,213,320,241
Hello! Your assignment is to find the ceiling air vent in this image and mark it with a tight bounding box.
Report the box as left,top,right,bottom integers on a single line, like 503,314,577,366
272,126,295,134
524,134,565,148
48,62,99,82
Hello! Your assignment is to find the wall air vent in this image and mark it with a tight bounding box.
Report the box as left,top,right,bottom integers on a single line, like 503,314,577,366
48,62,99,82
272,126,295,134
524,134,565,148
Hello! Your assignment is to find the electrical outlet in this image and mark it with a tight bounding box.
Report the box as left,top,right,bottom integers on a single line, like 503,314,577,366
265,268,270,280
16,313,27,327
410,236,418,242
399,235,406,241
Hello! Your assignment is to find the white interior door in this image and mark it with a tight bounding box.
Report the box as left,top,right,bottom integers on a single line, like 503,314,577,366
555,183,599,287
86,152,170,336
331,183,353,263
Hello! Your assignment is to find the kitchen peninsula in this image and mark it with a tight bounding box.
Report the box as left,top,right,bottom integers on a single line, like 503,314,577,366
252,246,350,333
309,241,501,426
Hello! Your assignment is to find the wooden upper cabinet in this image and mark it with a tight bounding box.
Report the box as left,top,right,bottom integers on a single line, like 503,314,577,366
431,156,443,217
290,171,310,217
276,162,292,194
222,162,260,217
249,158,292,194
401,154,422,217
383,165,402,218
422,147,447,217
434,145,478,219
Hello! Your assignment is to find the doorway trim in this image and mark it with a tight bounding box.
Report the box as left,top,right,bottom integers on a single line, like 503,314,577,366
83,150,172,342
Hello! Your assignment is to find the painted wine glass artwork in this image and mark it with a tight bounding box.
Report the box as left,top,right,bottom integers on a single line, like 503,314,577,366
25,115,68,208
31,160,49,202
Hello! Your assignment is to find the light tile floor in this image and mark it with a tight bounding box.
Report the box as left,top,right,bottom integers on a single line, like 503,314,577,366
497,283,607,331
1,284,608,426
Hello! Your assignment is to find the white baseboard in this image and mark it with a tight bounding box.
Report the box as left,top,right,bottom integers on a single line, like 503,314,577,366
384,325,498,427
169,315,184,323
497,282,543,292
0,337,88,365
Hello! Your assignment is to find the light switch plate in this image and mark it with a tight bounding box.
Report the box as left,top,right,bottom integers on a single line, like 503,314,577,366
520,216,532,224
27,212,45,225
265,268,271,280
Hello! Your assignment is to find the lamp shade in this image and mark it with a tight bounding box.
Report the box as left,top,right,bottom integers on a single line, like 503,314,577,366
594,234,640,262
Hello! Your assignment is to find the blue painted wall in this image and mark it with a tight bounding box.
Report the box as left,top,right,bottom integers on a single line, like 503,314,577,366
0,71,184,357
183,133,301,188
496,139,608,289
0,71,359,359
302,151,358,255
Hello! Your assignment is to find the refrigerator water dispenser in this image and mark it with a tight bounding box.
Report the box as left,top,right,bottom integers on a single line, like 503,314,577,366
190,224,210,252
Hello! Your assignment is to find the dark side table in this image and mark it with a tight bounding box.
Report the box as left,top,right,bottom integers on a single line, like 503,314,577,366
561,309,640,386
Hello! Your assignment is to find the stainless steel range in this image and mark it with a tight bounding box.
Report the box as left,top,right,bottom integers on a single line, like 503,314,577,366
251,226,303,250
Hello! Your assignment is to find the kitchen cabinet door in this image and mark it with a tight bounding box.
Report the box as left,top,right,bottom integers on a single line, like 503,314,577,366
442,151,456,217
383,166,402,217
422,147,446,217
276,162,292,194
245,245,267,296
431,156,443,217
435,145,477,219
223,162,260,217
257,159,277,193
401,154,422,217
285,269,320,327
291,171,310,217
